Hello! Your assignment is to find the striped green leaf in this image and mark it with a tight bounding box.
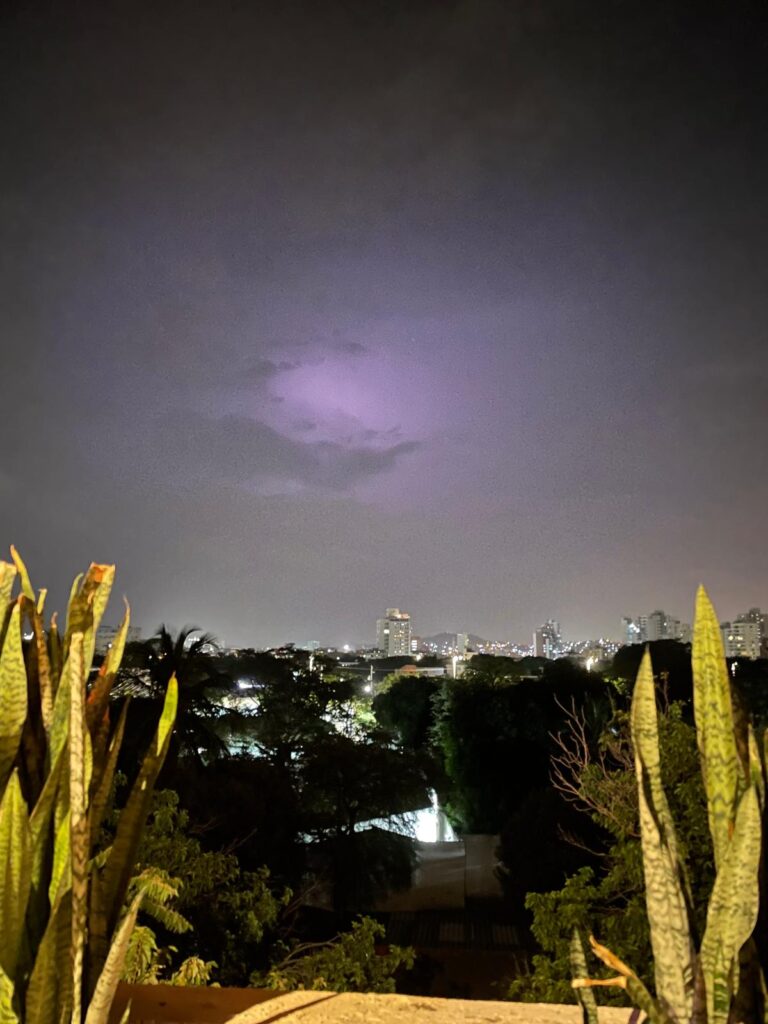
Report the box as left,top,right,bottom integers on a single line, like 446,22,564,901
0,964,17,1024
0,771,32,980
0,603,28,791
25,889,73,1024
68,633,88,1024
0,562,16,611
692,585,741,868
64,566,115,681
700,785,762,1024
8,547,34,603
89,701,129,853
570,929,598,1024
631,649,694,1023
48,809,71,905
88,677,177,989
84,889,145,1024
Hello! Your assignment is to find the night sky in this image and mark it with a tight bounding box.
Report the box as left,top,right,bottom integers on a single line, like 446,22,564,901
2,1,767,647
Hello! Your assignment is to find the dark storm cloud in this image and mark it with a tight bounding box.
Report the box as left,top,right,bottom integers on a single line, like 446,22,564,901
145,412,420,492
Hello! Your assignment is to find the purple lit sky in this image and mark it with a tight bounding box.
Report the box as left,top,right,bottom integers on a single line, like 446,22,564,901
2,1,767,647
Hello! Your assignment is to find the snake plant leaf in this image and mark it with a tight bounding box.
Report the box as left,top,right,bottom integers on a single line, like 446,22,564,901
48,809,71,905
25,889,73,1024
87,600,130,774
84,888,146,1024
64,565,115,681
88,701,129,854
700,784,762,1024
570,929,598,1024
0,603,28,791
0,771,33,980
631,649,694,1024
88,677,177,987
0,965,17,1024
0,562,16,611
68,633,88,1024
29,605,53,735
48,613,63,695
9,547,34,603
692,585,741,868
26,748,66,954
574,937,675,1024
49,650,73,773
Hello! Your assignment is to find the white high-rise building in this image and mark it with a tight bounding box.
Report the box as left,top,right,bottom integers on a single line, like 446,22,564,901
721,613,763,660
376,608,412,656
533,619,562,659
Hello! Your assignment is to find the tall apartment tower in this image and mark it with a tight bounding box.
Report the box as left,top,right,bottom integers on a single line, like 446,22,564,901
533,619,562,659
720,608,765,660
376,608,412,656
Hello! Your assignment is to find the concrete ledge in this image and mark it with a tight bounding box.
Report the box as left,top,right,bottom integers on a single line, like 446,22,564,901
113,985,633,1024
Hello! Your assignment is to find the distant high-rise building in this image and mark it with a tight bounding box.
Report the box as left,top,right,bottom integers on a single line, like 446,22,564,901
376,608,412,656
621,616,643,646
455,632,469,656
721,619,761,660
720,608,764,660
621,610,689,646
533,619,561,659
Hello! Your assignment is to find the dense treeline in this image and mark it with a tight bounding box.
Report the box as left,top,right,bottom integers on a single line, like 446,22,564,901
107,632,768,994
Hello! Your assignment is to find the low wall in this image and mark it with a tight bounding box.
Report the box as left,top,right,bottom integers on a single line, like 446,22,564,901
112,985,633,1024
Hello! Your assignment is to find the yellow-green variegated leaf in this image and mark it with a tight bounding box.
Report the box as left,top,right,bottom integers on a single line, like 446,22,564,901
25,889,73,1024
570,929,598,1024
0,771,32,979
8,547,34,603
0,964,17,1024
631,649,694,1024
156,674,178,753
700,785,762,1024
48,614,63,694
692,585,741,869
65,565,115,680
88,677,177,985
48,809,71,905
0,563,16,611
84,889,145,1024
89,701,129,852
68,632,88,1024
26,749,66,955
0,603,28,791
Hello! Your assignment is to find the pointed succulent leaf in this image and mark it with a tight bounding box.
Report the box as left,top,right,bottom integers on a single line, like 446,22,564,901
0,562,17,611
68,633,88,1024
570,929,598,1024
64,565,115,681
84,889,145,1024
9,546,34,603
29,606,53,734
26,890,73,1024
89,701,129,852
0,771,33,979
0,603,28,790
700,785,762,1024
573,937,675,1024
692,585,741,868
49,809,72,905
631,649,694,1023
0,965,17,1024
88,678,177,984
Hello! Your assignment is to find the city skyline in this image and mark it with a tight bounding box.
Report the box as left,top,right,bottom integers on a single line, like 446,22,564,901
2,2,766,647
